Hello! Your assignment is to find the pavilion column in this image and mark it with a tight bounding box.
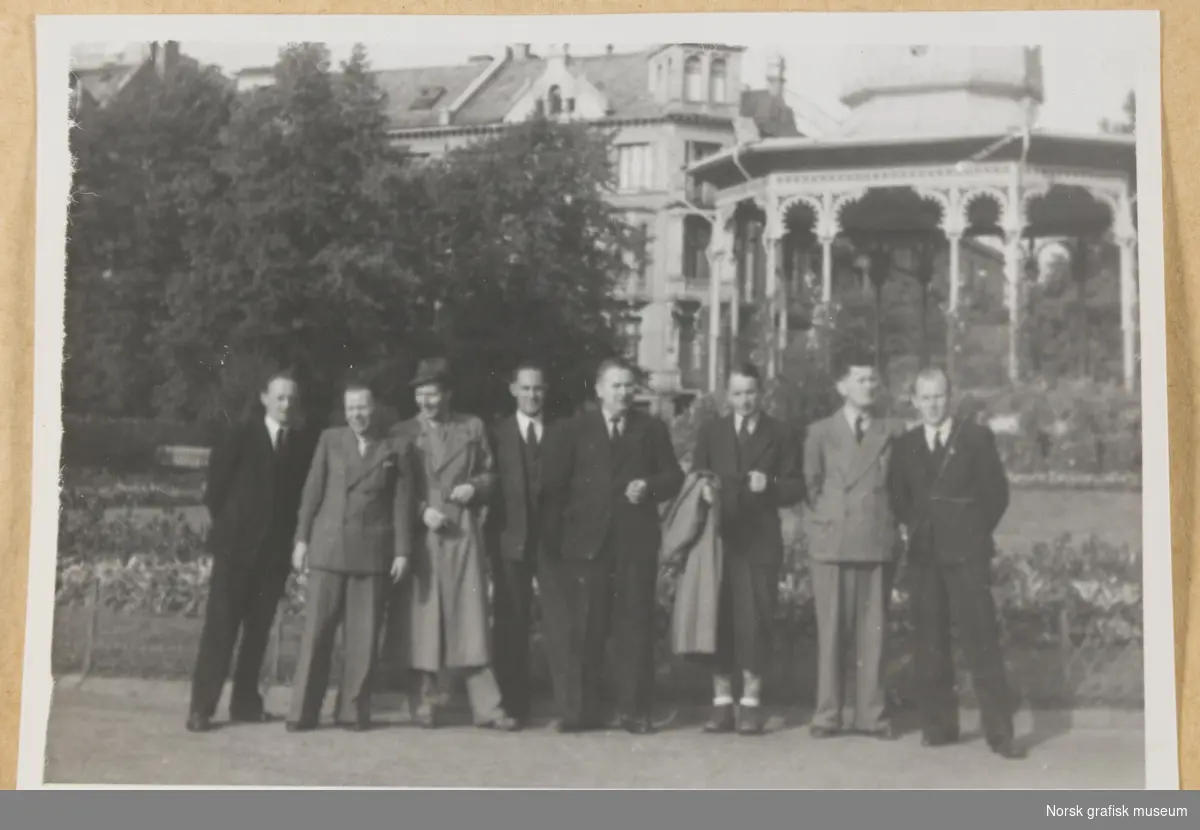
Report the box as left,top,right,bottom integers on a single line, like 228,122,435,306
764,231,782,378
945,229,962,381
1118,234,1138,392
1003,165,1026,386
706,209,735,393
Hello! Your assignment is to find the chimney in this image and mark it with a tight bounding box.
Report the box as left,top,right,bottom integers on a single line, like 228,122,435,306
766,53,786,98
512,44,534,61
154,40,180,80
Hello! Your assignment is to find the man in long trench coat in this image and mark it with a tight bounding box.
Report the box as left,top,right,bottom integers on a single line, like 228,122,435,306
387,358,518,731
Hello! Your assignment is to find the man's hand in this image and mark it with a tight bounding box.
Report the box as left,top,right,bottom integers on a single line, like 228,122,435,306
390,556,408,583
423,506,448,531
701,482,715,504
292,541,308,573
449,484,475,505
626,479,648,504
748,471,768,494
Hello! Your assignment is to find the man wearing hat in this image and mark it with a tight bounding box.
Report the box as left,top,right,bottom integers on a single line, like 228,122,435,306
386,358,518,731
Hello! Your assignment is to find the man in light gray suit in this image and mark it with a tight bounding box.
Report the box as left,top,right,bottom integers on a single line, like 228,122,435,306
802,351,902,740
287,382,413,732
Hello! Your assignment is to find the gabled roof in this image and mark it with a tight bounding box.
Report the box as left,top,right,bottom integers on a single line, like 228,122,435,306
376,62,493,129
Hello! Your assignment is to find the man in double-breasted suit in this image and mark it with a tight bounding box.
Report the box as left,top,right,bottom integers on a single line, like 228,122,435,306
486,361,563,726
187,370,318,733
549,358,684,733
888,367,1020,759
803,352,902,740
691,363,805,735
287,382,413,732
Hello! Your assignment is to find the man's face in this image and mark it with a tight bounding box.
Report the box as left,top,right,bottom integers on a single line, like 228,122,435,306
415,383,448,421
510,369,546,417
344,389,374,435
913,373,951,427
596,367,636,414
261,378,299,426
837,365,880,410
728,372,761,418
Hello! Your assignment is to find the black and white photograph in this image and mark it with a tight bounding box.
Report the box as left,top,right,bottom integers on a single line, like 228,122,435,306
20,11,1175,789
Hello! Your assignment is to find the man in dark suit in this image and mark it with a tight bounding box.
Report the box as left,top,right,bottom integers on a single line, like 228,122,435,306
691,363,805,735
548,358,684,733
187,370,318,733
486,361,562,727
287,382,413,732
888,366,1021,759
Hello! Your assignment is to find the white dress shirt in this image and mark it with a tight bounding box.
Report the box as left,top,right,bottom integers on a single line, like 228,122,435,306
734,413,759,436
924,419,953,452
516,410,544,444
843,406,870,434
603,410,625,438
265,415,285,449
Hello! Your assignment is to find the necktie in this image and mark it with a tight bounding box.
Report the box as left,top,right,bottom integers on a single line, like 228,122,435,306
610,415,623,442
933,430,944,454
525,420,540,455
275,427,287,455
854,415,866,444
738,417,752,451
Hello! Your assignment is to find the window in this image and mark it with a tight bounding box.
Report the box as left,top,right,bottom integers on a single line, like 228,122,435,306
684,55,703,102
682,216,712,283
709,58,727,103
684,141,722,205
632,221,650,285
618,313,642,362
534,98,545,117
410,86,446,111
616,144,655,192
655,62,664,93
548,85,563,115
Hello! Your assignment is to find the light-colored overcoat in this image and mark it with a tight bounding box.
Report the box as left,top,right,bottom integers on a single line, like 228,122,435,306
389,413,497,672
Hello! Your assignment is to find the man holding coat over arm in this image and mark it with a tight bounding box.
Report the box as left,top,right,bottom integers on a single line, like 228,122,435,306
690,363,805,735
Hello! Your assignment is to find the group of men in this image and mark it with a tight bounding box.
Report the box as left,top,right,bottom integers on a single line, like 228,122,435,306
184,350,1022,760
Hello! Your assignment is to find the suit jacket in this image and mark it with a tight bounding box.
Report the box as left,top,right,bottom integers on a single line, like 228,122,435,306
293,426,415,575
691,413,805,566
487,414,562,563
802,410,902,564
888,420,1010,564
551,408,684,562
203,418,317,569
659,471,723,657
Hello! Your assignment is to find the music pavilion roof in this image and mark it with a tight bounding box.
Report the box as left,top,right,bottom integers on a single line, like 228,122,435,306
685,45,1140,392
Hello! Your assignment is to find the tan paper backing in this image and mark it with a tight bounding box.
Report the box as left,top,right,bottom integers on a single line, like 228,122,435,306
0,0,1195,790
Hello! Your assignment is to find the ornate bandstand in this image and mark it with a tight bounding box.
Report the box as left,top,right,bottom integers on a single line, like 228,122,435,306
689,46,1138,392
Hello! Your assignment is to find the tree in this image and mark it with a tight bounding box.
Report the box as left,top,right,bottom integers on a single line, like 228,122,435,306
400,117,632,418
1100,90,1136,135
65,60,235,416
154,44,417,424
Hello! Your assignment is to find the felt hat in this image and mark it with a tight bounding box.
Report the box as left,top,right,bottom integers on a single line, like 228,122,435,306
409,357,450,388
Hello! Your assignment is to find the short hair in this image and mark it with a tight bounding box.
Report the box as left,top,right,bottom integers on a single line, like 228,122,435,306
728,362,762,387
261,368,299,394
343,380,375,399
913,365,952,396
833,349,877,382
511,360,548,383
595,357,635,384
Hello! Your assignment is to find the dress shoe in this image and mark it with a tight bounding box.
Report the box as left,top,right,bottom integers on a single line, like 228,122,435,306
921,730,960,748
736,707,764,736
230,710,278,724
621,716,653,736
869,722,899,741
479,714,521,732
989,738,1025,760
702,705,736,734
286,720,317,733
185,713,212,733
808,724,839,739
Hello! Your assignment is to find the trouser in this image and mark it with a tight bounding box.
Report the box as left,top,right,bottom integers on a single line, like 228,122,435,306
610,541,658,720
490,555,537,720
712,555,779,705
189,550,288,719
910,554,1015,745
810,561,894,732
288,570,385,725
537,554,611,725
412,667,506,724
